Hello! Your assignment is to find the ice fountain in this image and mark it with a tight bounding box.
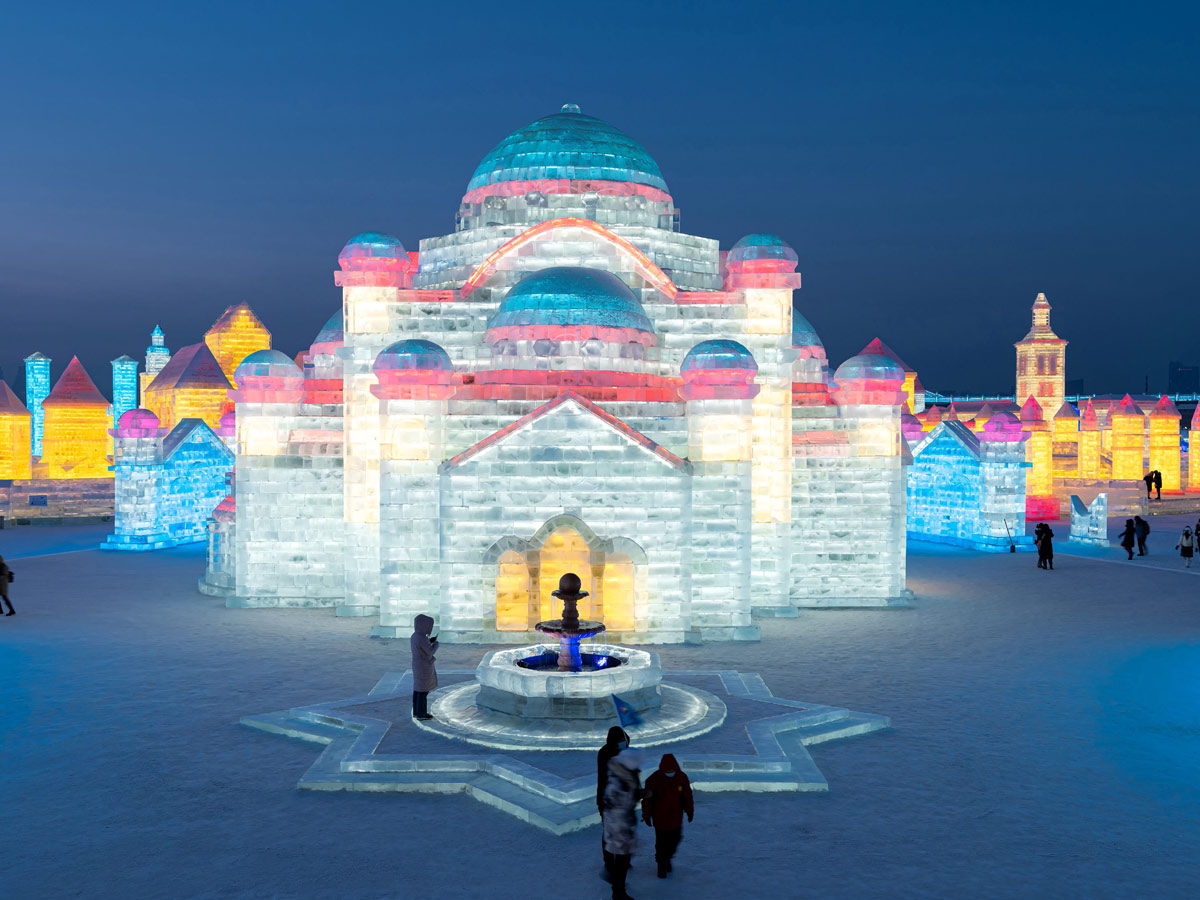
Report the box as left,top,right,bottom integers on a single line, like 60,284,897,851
420,571,725,749
532,572,608,672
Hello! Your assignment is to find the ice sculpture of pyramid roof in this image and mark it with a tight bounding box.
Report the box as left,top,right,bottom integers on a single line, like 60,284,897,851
1054,401,1079,419
42,357,109,407
912,419,981,459
859,337,914,373
1152,394,1180,417
162,418,233,461
147,343,233,392
206,303,267,337
0,381,30,416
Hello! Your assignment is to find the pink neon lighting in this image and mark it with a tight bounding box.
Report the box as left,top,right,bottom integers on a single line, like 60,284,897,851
461,179,672,206
461,218,678,300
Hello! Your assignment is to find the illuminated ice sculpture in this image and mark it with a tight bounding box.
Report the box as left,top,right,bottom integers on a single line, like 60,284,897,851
206,104,912,641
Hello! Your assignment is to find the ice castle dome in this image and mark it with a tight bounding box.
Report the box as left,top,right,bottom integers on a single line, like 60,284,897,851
312,308,344,347
114,408,161,438
373,340,453,374
681,340,758,374
833,353,905,386
487,267,655,345
466,107,669,194
338,232,411,272
728,233,798,267
235,349,303,380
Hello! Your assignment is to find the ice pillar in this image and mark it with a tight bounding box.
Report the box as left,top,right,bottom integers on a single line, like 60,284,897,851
1110,395,1145,482
23,352,50,458
1148,395,1181,493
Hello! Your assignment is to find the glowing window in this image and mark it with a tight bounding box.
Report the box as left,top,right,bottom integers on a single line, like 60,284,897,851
495,551,530,632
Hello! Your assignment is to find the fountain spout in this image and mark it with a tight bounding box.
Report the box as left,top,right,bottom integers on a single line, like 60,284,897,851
535,573,606,671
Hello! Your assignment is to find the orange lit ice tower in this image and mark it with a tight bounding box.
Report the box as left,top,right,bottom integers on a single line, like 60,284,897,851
1015,292,1067,413
1020,396,1056,519
204,304,271,383
0,382,33,479
1110,394,1145,482
1189,406,1200,493
39,357,111,478
1052,401,1079,475
1148,395,1180,492
336,232,413,616
1077,399,1101,479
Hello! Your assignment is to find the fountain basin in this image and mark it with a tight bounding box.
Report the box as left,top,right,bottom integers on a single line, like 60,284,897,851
475,644,662,720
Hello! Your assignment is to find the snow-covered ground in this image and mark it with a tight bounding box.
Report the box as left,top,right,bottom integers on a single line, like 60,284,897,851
1,528,1198,899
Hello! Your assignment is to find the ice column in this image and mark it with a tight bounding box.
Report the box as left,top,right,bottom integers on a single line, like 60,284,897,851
23,352,50,458
681,340,758,640
335,232,413,615
1020,397,1056,519
1077,399,1101,480
371,340,456,638
1109,395,1145,482
1189,406,1200,493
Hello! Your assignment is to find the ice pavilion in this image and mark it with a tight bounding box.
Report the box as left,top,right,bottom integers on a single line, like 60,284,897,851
203,105,911,642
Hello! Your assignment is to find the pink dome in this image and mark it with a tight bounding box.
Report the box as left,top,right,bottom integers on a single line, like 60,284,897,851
113,408,161,438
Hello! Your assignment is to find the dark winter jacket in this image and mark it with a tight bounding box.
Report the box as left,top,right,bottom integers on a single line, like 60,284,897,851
1035,527,1054,558
1135,518,1150,539
642,754,694,831
410,614,438,692
596,725,629,811
1120,524,1137,548
602,749,643,856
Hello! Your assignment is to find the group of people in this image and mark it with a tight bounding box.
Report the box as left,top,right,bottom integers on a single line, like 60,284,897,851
598,726,695,899
0,554,14,616
1118,516,1152,559
1143,470,1164,500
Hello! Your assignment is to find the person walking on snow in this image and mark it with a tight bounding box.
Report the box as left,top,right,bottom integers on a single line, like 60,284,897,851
1035,524,1054,570
1134,516,1151,556
1120,519,1137,560
1177,527,1195,568
0,555,14,616
642,753,694,879
603,747,644,900
1153,470,1163,500
409,614,437,720
597,725,631,878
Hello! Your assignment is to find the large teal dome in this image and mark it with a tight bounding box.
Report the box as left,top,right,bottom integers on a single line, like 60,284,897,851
487,267,654,340
467,105,668,194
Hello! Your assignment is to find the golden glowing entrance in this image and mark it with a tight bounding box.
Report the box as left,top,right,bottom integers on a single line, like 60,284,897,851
538,528,593,621
490,522,644,634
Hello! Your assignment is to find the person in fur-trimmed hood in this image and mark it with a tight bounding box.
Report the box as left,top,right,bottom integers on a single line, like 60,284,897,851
602,747,643,900
642,753,693,878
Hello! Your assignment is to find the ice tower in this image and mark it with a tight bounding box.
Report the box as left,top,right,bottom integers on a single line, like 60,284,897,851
140,326,170,404
110,355,138,426
23,352,50,458
1015,292,1067,413
39,357,111,478
0,382,33,479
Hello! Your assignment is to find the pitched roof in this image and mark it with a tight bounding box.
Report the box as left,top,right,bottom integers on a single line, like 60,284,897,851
162,418,234,461
442,391,690,473
1054,401,1079,419
1114,393,1144,417
42,357,109,407
912,420,980,460
146,343,233,393
1152,394,1180,418
206,303,269,336
859,337,914,372
0,381,31,416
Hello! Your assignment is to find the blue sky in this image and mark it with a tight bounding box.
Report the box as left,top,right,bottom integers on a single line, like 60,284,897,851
1,0,1196,395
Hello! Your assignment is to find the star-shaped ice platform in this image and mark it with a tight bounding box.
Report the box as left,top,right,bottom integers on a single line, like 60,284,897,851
242,669,889,835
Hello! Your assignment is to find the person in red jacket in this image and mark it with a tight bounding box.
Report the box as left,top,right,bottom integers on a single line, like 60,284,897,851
641,753,693,878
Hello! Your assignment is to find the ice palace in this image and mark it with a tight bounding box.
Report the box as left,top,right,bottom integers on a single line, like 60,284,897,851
200,104,911,642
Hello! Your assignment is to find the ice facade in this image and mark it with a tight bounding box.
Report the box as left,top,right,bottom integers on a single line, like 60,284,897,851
37,357,111,479
205,104,912,642
0,382,33,479
1068,493,1109,547
906,415,1032,551
103,410,234,551
23,352,50,457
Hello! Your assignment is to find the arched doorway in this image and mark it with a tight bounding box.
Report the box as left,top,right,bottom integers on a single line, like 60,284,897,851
601,551,635,631
538,528,594,621
495,550,531,632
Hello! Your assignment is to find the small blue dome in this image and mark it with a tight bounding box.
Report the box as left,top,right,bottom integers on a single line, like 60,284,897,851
374,340,453,373
313,309,343,345
236,349,302,379
681,340,758,373
729,233,798,265
489,267,653,335
792,308,823,349
833,353,904,384
467,107,668,194
344,231,404,251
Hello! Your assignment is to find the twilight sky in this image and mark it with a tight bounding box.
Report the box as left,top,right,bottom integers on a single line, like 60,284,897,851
1,0,1196,397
